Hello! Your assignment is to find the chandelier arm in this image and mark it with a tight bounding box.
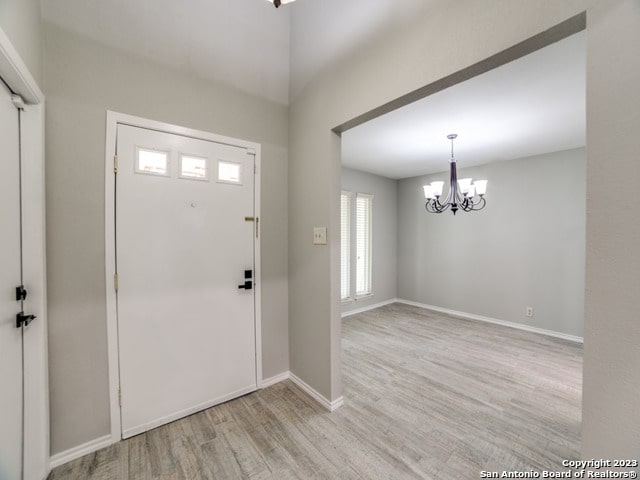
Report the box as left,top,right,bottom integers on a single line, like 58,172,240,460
425,199,450,213
429,187,452,213
470,196,485,210
472,196,487,211
440,188,453,207
455,195,486,212
459,198,471,211
433,199,448,213
434,202,450,213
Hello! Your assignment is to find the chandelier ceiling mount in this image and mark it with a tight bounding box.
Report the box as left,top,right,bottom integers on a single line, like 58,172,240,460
269,0,296,8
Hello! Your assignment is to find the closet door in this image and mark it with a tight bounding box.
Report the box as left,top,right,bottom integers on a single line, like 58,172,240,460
0,81,24,480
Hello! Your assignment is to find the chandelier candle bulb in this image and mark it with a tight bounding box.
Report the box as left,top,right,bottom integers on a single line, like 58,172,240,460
431,181,444,197
467,184,476,198
474,180,488,196
423,185,435,199
458,177,473,194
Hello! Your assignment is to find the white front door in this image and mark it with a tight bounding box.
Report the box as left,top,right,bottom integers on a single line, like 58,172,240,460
115,124,258,438
0,82,24,479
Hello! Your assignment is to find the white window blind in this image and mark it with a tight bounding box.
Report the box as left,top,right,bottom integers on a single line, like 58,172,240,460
340,192,351,300
355,193,373,296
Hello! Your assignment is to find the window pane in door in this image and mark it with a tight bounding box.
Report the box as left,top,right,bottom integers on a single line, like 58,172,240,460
218,161,242,184
180,155,208,180
136,148,168,175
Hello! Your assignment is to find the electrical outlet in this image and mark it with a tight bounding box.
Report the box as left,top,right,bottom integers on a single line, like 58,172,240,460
526,307,534,318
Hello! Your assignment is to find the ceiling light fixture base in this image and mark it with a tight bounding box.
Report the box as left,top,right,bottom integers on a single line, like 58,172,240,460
268,0,296,8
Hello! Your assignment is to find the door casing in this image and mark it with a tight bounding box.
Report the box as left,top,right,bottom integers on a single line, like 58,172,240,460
104,110,263,444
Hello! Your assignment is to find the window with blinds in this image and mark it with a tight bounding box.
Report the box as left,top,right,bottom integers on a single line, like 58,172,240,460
340,192,351,301
355,193,373,297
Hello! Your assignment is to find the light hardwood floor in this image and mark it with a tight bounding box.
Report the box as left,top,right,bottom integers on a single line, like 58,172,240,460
49,303,582,479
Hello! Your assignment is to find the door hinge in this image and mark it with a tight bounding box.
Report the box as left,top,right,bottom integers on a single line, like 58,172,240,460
11,94,25,110
244,217,259,237
118,387,122,407
16,285,27,301
114,273,119,292
114,155,118,174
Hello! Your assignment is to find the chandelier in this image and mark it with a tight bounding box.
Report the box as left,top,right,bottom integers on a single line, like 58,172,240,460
423,134,487,215
268,0,296,7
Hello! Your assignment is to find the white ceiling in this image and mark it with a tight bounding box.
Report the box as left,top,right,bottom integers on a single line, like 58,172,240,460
40,1,585,169
341,31,586,179
40,0,291,105
289,0,429,100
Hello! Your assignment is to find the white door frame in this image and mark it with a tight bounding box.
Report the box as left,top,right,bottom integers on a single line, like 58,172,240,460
0,27,49,480
104,111,263,443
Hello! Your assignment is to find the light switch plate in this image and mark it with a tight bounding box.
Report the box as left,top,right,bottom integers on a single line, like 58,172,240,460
313,227,327,245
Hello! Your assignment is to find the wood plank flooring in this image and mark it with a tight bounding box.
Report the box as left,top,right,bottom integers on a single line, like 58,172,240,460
49,303,582,479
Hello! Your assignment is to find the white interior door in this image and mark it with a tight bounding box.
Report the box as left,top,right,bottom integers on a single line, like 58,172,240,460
116,124,257,438
0,82,23,479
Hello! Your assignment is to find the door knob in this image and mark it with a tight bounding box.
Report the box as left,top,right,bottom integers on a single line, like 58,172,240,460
16,312,36,328
238,280,253,290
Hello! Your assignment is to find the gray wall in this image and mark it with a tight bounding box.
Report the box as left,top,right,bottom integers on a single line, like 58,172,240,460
289,0,640,455
43,24,289,454
0,0,42,86
398,148,585,337
341,168,397,315
582,0,640,457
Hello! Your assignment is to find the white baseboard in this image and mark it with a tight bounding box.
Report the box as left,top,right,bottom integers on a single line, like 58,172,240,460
263,370,344,411
49,434,113,469
49,371,344,470
396,299,583,344
289,372,344,412
342,298,398,318
261,371,290,388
